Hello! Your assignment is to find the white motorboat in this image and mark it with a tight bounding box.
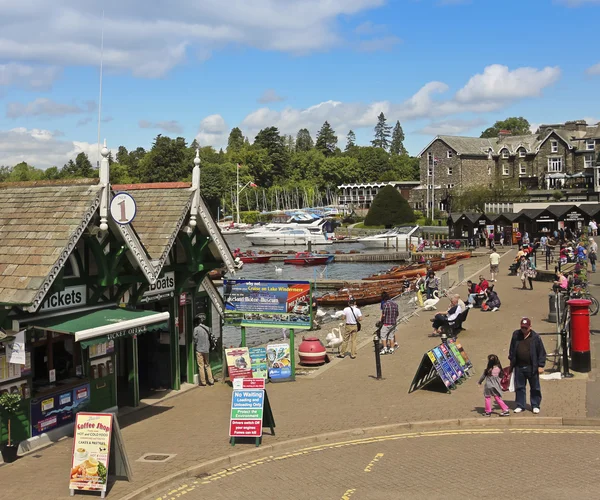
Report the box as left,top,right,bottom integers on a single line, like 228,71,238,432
358,225,420,249
247,226,330,246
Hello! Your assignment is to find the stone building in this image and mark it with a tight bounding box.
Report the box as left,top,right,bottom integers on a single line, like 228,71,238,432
411,120,600,214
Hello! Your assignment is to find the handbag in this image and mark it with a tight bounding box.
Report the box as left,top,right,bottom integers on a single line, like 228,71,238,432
500,367,511,391
349,306,361,332
509,370,515,392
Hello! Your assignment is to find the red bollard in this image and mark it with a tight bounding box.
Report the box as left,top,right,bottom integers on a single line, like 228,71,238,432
567,298,592,372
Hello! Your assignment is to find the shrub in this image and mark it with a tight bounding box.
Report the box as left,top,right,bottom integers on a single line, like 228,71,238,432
364,185,416,228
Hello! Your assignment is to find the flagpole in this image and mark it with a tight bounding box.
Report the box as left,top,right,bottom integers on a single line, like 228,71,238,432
236,163,240,225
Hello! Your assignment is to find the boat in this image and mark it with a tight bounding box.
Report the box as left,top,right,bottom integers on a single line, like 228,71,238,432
233,249,272,264
317,280,412,307
363,266,427,281
247,222,330,246
358,226,420,250
284,252,332,266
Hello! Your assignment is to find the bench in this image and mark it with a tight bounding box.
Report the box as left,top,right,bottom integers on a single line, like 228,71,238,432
441,307,469,339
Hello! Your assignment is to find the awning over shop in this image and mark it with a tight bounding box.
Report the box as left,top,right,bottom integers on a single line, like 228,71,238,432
31,307,170,345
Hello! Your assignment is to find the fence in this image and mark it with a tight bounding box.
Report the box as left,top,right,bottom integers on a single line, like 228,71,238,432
391,290,419,325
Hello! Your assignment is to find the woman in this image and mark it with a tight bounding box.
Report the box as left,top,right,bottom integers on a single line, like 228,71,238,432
518,255,536,290
425,270,439,300
482,286,501,312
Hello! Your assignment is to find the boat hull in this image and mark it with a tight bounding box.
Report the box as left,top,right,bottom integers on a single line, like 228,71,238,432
284,257,330,266
238,256,272,264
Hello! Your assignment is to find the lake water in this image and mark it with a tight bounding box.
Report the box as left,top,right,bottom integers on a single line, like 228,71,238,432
221,233,401,348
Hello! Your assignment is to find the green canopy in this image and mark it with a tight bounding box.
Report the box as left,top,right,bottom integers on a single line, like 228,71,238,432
32,307,170,345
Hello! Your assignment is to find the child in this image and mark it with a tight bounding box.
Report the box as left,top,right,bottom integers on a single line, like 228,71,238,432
478,354,510,416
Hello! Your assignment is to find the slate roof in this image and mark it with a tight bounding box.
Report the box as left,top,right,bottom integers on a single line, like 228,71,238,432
437,136,496,156
118,185,194,262
0,180,102,306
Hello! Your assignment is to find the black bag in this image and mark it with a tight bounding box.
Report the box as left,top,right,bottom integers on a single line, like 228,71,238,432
208,332,218,352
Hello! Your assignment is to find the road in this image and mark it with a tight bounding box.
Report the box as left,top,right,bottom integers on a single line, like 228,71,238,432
147,426,600,500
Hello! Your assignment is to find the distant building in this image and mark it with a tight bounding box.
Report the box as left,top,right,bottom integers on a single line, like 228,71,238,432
411,120,600,213
337,181,419,208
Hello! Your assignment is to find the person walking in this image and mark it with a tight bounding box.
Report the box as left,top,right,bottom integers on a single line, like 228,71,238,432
518,255,535,290
589,238,598,272
508,318,546,414
338,298,362,360
193,314,215,386
478,354,510,416
425,270,439,300
489,248,500,282
499,232,505,248
415,272,426,306
379,292,399,355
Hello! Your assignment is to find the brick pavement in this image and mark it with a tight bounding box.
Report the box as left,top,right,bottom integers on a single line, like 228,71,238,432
0,249,590,499
146,427,600,500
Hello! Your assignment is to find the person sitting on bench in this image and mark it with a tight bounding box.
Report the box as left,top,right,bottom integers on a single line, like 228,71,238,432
466,280,482,308
430,296,462,337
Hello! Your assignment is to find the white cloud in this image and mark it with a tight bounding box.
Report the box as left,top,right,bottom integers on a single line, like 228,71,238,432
258,89,285,104
195,114,229,148
0,127,97,168
354,21,387,35
0,63,61,90
416,118,486,136
6,98,95,119
556,0,600,5
236,64,560,142
139,119,183,134
587,62,600,75
0,1,387,78
357,35,402,52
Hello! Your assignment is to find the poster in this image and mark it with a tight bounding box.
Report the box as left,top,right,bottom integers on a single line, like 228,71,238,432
31,382,91,437
249,347,268,379
266,343,292,380
432,347,459,382
7,330,26,364
229,389,265,438
427,350,452,388
225,347,253,380
440,343,463,378
223,279,311,329
69,413,112,493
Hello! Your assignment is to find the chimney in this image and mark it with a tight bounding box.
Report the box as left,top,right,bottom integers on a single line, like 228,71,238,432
498,130,512,138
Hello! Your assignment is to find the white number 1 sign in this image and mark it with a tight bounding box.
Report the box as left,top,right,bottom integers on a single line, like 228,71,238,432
110,193,137,225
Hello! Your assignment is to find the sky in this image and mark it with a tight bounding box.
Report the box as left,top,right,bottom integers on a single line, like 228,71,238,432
0,0,599,169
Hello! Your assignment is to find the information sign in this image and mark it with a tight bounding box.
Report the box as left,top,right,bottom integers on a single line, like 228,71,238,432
266,343,292,380
225,347,253,380
229,389,265,437
249,347,268,379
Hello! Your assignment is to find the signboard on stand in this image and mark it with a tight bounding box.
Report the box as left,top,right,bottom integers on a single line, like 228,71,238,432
229,384,275,447
249,347,268,379
266,343,292,380
223,279,311,329
225,347,253,380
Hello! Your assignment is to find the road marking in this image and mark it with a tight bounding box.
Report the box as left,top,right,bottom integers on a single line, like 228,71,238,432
364,453,384,473
341,488,356,499
152,427,600,498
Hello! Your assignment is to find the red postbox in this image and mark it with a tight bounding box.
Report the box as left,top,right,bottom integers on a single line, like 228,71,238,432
567,298,591,372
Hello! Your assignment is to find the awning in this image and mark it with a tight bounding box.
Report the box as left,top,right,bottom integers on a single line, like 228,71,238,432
31,307,170,344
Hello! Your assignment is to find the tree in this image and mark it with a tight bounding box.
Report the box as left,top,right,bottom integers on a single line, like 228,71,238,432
345,130,356,151
227,127,244,152
8,162,44,182
345,146,389,181
390,121,406,155
389,154,419,181
138,135,189,183
116,146,130,166
254,127,288,181
284,134,295,153
371,112,392,150
315,121,337,157
296,128,314,152
364,185,416,228
480,117,531,138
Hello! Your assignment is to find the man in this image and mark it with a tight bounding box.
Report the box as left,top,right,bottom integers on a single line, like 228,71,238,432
193,314,215,386
589,238,598,272
379,292,399,355
430,296,462,336
508,318,546,414
338,298,362,360
478,275,489,292
489,249,500,282
465,280,482,308
452,293,466,312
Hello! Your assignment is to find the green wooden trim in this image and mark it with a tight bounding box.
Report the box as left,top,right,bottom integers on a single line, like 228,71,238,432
84,235,108,283
169,298,180,391
186,290,196,383
132,336,140,407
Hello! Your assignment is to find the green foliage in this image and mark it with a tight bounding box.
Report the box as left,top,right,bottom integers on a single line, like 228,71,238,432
296,128,314,152
364,185,416,228
371,112,392,150
240,211,261,224
227,127,245,152
480,117,531,138
138,135,189,183
254,127,288,181
390,121,406,155
0,393,22,415
551,190,564,201
451,182,527,212
315,121,338,157
345,130,356,151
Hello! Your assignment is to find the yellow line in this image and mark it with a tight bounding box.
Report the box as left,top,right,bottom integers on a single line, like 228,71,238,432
341,488,356,499
364,452,384,472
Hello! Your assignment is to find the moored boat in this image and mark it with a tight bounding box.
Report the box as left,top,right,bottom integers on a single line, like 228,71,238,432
284,252,332,266
233,249,272,264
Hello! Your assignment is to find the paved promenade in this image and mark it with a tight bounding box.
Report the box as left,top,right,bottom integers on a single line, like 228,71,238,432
0,249,595,499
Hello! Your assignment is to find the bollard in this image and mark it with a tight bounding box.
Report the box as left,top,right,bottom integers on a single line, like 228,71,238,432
373,332,382,380
568,298,592,372
548,293,557,323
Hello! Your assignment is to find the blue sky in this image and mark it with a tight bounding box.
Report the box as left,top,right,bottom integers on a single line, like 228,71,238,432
0,0,599,168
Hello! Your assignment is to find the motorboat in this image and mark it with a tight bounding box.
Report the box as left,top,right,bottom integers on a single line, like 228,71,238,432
246,221,330,246
358,226,420,250
232,249,272,264
284,252,332,266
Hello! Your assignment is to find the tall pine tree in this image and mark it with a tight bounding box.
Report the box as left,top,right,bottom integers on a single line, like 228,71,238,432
315,121,337,157
227,127,244,151
296,128,314,152
371,112,392,150
390,121,407,155
345,130,356,151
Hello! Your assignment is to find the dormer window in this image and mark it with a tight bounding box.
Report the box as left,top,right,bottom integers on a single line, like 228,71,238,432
501,149,509,159
551,141,558,153
587,140,595,150
518,148,526,158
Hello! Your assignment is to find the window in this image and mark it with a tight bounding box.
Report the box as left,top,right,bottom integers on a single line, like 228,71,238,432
587,140,595,151
427,152,433,163
427,165,433,177
447,166,453,176
585,154,595,168
501,149,509,159
519,148,526,158
447,150,453,158
519,163,526,175
502,164,509,176
487,166,491,175
548,157,563,172
551,141,558,153
446,183,455,189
